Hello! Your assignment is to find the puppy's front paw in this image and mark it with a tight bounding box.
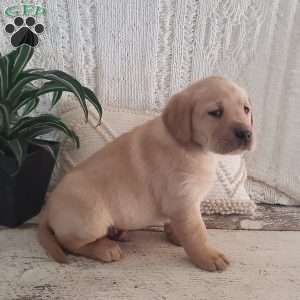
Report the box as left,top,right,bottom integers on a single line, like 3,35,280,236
191,246,230,272
164,224,182,246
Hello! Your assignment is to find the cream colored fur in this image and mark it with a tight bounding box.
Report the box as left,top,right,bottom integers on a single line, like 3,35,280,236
38,76,254,271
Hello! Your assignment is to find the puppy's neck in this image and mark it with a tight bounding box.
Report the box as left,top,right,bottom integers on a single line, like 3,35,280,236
185,144,219,165
155,116,218,159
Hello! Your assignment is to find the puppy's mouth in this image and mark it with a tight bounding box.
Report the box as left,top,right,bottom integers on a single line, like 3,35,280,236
211,138,252,155
236,138,252,151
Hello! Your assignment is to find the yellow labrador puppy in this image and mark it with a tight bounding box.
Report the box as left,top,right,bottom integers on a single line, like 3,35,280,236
39,76,255,272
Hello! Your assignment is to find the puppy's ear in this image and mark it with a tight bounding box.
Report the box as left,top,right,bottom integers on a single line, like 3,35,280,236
248,98,254,127
249,99,256,151
249,100,255,132
163,92,194,144
249,113,257,151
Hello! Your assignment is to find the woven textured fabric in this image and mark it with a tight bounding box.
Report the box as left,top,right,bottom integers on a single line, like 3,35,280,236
1,0,299,205
52,102,256,216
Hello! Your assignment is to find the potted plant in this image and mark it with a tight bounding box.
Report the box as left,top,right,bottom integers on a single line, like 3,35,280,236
0,45,102,227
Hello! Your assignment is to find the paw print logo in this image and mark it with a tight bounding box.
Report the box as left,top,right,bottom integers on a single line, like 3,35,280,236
5,17,44,47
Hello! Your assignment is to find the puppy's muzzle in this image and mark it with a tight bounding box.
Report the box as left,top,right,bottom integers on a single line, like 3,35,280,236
234,127,252,146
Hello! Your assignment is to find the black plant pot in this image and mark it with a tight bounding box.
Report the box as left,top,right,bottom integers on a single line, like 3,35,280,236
0,140,59,227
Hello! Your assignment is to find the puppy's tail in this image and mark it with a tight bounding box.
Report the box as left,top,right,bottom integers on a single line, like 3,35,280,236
38,218,68,264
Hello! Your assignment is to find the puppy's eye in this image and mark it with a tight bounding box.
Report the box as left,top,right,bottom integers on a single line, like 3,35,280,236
208,109,223,118
244,106,250,114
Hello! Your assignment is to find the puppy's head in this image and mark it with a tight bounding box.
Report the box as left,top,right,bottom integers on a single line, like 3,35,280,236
163,76,255,155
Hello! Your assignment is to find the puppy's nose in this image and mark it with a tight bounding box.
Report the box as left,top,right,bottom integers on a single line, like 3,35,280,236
234,128,252,143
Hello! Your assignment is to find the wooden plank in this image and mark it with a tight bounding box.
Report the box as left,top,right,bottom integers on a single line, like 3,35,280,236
203,204,300,231
1,204,299,231
146,204,300,232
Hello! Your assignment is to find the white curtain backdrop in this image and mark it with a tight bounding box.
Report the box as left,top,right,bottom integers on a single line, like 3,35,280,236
0,0,299,204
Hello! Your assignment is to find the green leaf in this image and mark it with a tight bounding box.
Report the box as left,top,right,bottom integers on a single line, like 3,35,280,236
10,114,80,148
12,85,38,109
6,46,19,87
11,45,34,82
24,124,79,148
19,125,55,138
0,136,23,167
0,103,10,134
22,97,40,115
7,73,40,105
13,82,65,112
0,135,24,173
0,56,9,100
35,70,88,120
0,47,19,100
9,139,23,167
17,70,89,120
83,87,102,125
35,82,67,96
14,98,35,113
0,135,9,152
9,116,31,128
51,90,63,108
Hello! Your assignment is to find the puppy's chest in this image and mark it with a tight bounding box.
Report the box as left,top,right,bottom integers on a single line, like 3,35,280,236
179,159,218,199
182,171,215,197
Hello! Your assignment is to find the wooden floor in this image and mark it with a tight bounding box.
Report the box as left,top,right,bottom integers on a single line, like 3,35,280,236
203,204,300,231
0,227,299,300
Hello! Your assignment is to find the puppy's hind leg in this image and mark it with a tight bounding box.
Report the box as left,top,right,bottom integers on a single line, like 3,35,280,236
58,221,123,263
71,237,123,262
51,200,123,263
